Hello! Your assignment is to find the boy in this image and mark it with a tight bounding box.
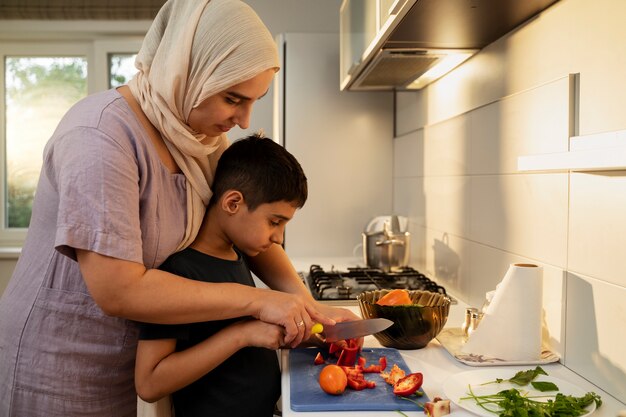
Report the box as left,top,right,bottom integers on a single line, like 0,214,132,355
135,134,308,417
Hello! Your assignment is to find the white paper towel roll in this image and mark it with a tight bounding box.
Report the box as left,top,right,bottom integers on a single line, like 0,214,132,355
461,263,543,361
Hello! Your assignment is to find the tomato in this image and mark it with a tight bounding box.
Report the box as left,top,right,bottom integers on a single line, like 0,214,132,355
376,289,412,306
318,364,348,395
393,372,423,396
313,352,325,365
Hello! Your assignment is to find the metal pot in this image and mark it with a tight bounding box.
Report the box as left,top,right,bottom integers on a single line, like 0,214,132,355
362,220,410,272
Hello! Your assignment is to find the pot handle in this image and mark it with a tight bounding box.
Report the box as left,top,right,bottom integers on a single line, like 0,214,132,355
375,238,405,247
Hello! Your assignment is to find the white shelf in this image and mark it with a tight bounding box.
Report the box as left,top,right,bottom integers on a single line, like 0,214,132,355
518,129,626,172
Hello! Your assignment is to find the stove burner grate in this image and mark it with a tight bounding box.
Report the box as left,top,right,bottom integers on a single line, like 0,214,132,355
305,264,449,301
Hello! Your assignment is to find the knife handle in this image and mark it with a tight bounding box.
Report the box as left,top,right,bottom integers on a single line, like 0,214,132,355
311,323,324,335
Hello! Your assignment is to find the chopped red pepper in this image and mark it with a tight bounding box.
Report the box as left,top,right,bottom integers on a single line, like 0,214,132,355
328,341,343,356
358,356,366,368
340,366,363,380
324,339,384,391
393,372,423,396
347,377,368,390
334,339,360,367
345,374,376,390
363,356,387,373
339,358,377,391
313,352,325,365
336,347,358,366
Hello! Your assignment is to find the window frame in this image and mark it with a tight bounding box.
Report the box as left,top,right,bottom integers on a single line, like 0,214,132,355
0,22,146,247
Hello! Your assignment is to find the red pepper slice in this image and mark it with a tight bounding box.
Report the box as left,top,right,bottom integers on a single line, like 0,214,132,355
363,356,387,373
393,372,423,396
335,339,360,367
346,375,376,390
328,341,344,356
347,377,367,390
314,352,325,365
336,346,358,366
340,366,362,380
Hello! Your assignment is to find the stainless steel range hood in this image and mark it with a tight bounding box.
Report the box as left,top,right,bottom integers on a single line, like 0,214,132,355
343,0,560,91
352,47,476,90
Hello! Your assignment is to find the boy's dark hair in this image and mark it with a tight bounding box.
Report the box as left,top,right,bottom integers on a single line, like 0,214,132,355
209,134,307,210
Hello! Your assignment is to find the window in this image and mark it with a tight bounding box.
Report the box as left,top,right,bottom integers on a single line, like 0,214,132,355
5,56,88,228
109,53,138,88
0,28,144,246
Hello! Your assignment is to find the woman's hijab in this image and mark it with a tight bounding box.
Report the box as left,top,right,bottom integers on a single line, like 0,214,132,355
129,0,279,250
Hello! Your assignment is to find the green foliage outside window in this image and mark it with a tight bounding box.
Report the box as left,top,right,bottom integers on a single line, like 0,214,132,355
5,57,87,228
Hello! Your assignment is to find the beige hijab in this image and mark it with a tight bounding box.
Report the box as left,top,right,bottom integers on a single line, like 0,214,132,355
128,0,279,251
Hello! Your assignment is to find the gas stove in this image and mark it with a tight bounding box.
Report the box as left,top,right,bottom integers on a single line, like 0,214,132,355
302,264,453,305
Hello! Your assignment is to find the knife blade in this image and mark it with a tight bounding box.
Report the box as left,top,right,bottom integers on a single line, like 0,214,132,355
318,318,393,342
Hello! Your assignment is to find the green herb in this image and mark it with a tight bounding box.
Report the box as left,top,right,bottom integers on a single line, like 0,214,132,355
482,366,548,387
531,381,559,392
395,397,421,417
399,393,425,407
395,388,424,415
461,385,602,417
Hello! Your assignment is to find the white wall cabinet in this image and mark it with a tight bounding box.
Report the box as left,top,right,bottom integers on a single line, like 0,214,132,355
339,0,416,90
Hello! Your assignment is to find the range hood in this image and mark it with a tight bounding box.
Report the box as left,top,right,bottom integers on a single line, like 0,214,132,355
345,0,560,91
353,47,476,90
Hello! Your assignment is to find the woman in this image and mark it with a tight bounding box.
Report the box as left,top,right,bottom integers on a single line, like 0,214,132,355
0,1,356,415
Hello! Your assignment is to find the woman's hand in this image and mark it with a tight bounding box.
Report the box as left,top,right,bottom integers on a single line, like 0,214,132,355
250,289,336,348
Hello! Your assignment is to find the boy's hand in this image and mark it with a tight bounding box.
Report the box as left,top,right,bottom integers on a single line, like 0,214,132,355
236,320,284,350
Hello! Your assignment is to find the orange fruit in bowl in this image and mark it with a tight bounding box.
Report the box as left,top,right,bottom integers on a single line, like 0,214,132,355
375,289,412,306
318,364,348,395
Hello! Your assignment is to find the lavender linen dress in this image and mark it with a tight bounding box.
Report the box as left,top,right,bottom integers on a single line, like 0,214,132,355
0,89,187,416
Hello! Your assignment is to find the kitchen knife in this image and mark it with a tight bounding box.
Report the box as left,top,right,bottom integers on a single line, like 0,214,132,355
316,318,393,342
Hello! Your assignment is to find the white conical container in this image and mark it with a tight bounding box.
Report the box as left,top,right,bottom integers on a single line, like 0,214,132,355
460,263,543,361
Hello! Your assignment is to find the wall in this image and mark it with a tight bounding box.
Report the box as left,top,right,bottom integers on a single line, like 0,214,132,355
276,33,393,259
229,0,341,141
393,0,625,404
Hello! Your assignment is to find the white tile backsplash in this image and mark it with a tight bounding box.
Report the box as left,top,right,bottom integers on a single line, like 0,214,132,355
424,176,471,237
565,272,626,402
395,91,424,137
392,0,626,403
469,173,569,267
393,130,423,178
393,176,426,227
569,171,626,287
423,115,469,176
469,77,570,175
424,229,470,302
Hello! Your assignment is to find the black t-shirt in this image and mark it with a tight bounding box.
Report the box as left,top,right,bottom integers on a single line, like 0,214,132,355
139,248,281,417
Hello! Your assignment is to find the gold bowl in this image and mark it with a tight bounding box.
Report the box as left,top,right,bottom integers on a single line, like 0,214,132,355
358,289,451,350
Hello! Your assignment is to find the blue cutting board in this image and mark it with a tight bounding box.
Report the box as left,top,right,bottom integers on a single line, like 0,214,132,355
289,347,428,412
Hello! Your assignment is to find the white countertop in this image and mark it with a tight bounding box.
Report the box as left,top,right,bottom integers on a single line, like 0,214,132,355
280,260,624,417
